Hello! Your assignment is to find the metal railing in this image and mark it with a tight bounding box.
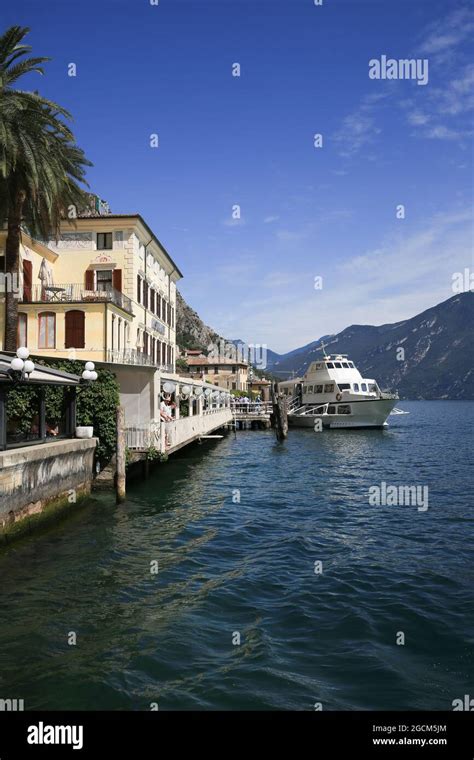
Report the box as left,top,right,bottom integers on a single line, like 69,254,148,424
106,348,173,371
126,422,161,450
231,402,273,416
21,283,133,314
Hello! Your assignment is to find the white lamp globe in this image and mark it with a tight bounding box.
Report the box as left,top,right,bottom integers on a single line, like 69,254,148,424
82,370,92,381
24,360,35,374
212,390,220,400
204,387,212,397
85,361,95,371
90,371,98,381
17,347,29,360
11,357,24,371
163,381,175,394
194,387,203,397
181,384,191,396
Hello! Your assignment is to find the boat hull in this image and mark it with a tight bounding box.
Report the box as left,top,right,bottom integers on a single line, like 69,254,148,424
288,399,397,429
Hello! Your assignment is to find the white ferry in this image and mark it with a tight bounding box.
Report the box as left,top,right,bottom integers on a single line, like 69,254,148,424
279,351,399,429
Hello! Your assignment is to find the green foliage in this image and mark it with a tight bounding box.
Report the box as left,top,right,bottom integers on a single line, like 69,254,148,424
175,357,189,372
50,359,119,462
146,445,159,461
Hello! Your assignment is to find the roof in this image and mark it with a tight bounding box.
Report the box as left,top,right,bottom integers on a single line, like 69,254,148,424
0,353,81,386
71,214,184,279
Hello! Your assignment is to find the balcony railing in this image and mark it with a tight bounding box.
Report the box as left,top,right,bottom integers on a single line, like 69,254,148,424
21,284,133,314
106,348,173,372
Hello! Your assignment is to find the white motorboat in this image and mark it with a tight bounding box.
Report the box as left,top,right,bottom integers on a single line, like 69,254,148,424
279,350,399,429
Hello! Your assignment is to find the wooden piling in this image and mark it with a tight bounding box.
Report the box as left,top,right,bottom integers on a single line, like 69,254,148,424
271,383,288,441
116,405,126,503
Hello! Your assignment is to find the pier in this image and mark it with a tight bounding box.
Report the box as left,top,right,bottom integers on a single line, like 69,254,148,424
231,401,273,430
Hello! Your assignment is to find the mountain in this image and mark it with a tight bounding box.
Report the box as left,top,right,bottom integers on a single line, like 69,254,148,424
265,293,474,399
175,290,225,351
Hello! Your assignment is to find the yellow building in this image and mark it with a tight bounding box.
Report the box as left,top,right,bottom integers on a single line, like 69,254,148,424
183,354,249,391
0,214,182,371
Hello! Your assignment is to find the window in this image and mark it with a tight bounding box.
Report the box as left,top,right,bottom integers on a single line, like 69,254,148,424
232,382,236,390
150,289,155,314
214,367,219,374
349,362,355,368
96,270,112,292
303,386,308,393
326,362,334,368
38,312,55,348
308,386,314,393
361,383,367,392
143,281,149,310
232,366,236,373
327,405,336,415
137,275,141,304
337,405,351,415
324,384,334,393
338,383,350,391
342,363,350,368
369,384,377,393
353,383,359,392
65,310,85,349
315,385,323,394
334,362,342,368
118,318,122,351
18,313,27,347
97,232,113,250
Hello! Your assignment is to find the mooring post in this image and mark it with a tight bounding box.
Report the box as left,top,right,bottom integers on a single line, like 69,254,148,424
271,382,288,441
116,405,126,503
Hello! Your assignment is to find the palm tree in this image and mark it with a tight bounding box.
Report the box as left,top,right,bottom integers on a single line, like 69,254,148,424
0,26,91,351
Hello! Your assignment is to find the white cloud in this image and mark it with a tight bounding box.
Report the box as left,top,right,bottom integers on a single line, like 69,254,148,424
263,215,279,224
209,208,473,353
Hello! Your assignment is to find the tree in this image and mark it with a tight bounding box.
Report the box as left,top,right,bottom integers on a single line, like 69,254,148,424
0,26,91,351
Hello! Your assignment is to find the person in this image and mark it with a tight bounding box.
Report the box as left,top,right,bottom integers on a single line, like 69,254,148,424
160,394,176,448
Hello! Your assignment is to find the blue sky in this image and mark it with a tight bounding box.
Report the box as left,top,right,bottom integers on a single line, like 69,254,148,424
5,0,473,353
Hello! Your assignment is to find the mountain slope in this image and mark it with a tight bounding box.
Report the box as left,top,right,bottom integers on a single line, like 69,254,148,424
175,291,225,351
265,293,473,399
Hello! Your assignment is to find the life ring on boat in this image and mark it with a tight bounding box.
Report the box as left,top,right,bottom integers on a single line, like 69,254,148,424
336,393,342,401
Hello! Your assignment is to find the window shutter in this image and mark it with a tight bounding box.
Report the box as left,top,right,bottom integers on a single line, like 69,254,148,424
23,260,32,302
112,269,122,292
85,270,94,290
65,310,85,349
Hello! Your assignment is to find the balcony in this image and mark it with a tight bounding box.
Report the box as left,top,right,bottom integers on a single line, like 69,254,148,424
105,348,173,372
21,284,133,315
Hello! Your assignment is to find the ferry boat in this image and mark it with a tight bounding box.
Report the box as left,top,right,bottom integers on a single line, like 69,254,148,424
279,351,399,429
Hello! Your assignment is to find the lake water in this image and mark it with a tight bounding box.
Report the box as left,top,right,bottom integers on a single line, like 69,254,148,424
0,401,472,710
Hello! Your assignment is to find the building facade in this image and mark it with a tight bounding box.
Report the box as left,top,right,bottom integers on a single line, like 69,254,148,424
182,353,249,391
0,214,181,372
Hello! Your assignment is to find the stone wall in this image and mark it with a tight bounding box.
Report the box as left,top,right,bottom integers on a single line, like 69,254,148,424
0,438,96,544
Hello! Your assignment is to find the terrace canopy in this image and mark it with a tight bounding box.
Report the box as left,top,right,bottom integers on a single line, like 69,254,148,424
0,353,81,450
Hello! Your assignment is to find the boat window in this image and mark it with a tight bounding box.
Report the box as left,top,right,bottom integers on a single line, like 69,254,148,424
337,405,351,415
342,363,350,368
369,384,377,393
308,386,314,393
315,406,325,413
326,362,334,368
324,384,334,393
348,362,355,368
361,383,367,392
353,383,359,391
334,362,342,368
327,405,336,414
338,383,350,390
316,385,323,394
303,386,308,393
